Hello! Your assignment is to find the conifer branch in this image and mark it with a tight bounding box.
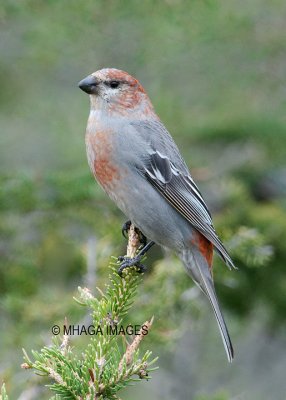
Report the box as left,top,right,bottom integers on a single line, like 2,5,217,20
19,224,157,400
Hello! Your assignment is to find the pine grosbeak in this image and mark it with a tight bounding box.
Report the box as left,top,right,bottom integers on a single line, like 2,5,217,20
79,68,235,362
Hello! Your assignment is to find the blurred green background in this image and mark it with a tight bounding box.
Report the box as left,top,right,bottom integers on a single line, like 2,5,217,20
1,0,286,399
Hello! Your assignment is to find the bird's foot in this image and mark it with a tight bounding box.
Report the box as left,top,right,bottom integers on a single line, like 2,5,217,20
117,255,147,276
121,220,147,246
117,241,155,276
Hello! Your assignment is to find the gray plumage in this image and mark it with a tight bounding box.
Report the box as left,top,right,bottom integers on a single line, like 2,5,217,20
79,68,235,362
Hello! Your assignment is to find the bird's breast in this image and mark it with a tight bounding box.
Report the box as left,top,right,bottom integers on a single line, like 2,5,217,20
85,127,122,192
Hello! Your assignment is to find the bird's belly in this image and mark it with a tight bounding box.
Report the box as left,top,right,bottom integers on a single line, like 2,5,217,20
116,173,192,251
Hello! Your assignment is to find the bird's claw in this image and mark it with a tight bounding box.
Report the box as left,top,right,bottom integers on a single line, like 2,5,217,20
117,256,147,276
121,220,131,239
121,220,147,246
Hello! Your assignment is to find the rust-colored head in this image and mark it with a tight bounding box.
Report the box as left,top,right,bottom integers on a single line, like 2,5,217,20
78,68,157,118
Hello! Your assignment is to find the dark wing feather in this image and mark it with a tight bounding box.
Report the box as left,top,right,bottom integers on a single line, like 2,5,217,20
144,150,236,270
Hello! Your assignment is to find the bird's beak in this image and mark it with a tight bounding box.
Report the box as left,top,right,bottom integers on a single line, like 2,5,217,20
78,75,99,95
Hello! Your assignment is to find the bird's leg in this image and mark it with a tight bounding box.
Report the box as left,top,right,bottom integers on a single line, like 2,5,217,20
137,240,156,257
121,220,147,246
118,241,156,276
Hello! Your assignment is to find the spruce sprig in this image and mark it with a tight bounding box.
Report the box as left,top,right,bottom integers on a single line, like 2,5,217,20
20,225,157,400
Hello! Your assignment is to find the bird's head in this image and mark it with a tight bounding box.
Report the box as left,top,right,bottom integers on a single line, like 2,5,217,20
78,68,157,119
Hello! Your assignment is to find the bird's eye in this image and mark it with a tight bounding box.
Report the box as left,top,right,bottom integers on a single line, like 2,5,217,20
109,80,120,89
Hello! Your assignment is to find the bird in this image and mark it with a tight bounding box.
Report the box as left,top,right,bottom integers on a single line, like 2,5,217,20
78,68,236,362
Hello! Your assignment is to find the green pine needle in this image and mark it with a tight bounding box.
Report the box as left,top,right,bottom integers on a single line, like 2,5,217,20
22,259,157,399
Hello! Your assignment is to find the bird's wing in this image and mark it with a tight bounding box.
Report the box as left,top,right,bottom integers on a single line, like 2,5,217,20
143,149,236,270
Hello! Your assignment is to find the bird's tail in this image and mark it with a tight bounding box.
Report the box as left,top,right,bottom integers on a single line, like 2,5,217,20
179,247,234,363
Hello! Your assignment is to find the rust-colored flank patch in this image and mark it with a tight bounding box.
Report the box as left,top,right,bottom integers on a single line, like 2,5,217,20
195,232,214,271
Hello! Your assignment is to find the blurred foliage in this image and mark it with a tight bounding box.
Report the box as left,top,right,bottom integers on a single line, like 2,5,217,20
0,384,8,400
0,0,286,398
194,392,229,400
